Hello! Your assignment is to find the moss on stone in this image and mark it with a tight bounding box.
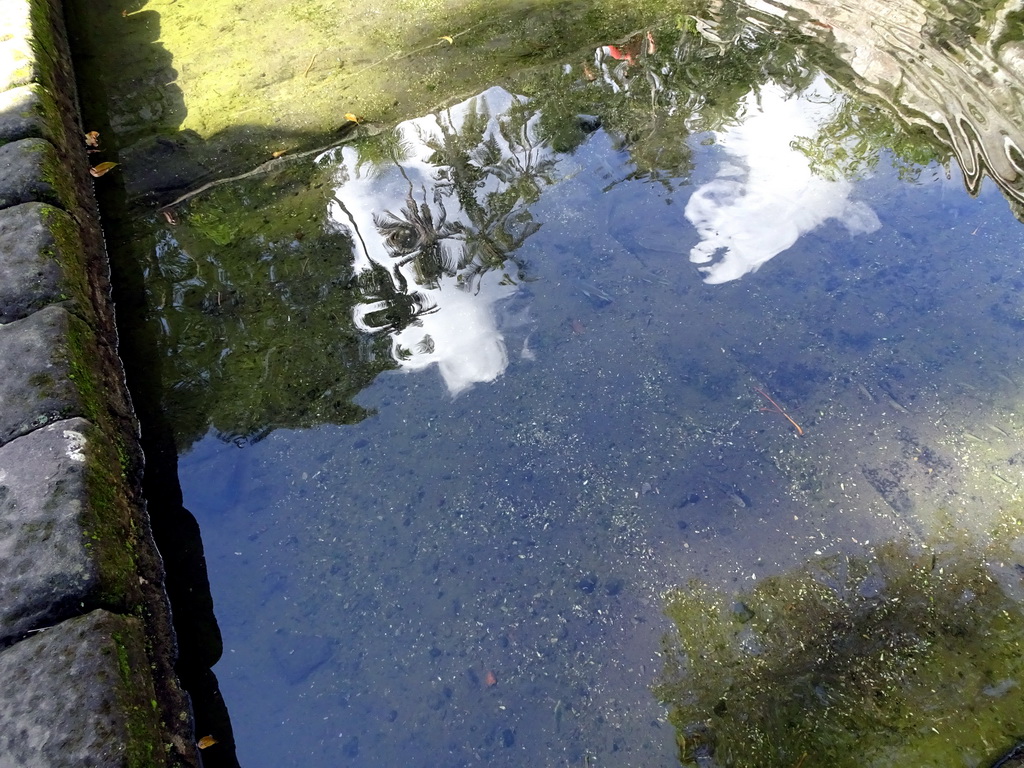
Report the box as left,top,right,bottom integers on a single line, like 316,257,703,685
80,420,141,610
35,138,80,212
111,626,167,768
37,203,97,325
56,315,142,605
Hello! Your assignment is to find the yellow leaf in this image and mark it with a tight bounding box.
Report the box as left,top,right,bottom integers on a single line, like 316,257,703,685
344,113,361,124
439,35,454,44
84,131,100,148
89,162,118,178
197,735,218,749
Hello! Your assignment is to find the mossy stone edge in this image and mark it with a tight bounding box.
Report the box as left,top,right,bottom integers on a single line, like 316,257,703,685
0,0,197,765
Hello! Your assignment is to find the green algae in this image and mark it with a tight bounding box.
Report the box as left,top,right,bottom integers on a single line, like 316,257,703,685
38,203,97,325
656,539,1024,767
111,624,169,768
67,0,723,202
32,138,79,211
79,419,143,608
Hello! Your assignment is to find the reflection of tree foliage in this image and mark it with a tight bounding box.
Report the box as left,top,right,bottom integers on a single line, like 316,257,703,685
149,163,393,449
373,189,464,289
523,16,825,186
521,10,943,190
655,541,1024,767
362,93,551,296
349,127,411,178
355,259,439,332
792,99,944,182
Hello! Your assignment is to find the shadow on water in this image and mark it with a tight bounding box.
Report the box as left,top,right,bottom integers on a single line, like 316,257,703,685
61,0,1024,766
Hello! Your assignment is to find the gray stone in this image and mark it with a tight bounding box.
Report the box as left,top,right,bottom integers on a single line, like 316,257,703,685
0,304,90,446
0,609,169,767
0,85,55,144
0,202,88,324
0,137,65,211
0,418,133,642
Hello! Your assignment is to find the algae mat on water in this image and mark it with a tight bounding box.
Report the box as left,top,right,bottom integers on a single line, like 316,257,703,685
657,539,1024,767
73,0,691,200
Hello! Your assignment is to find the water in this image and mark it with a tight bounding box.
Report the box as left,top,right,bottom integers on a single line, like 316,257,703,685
83,1,1024,766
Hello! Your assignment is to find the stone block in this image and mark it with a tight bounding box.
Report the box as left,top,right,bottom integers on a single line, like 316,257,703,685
0,84,56,144
0,137,68,211
0,418,140,643
0,609,169,767
0,202,91,324
0,304,89,445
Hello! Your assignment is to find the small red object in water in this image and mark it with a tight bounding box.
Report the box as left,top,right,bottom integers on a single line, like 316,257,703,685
485,670,497,687
606,45,629,62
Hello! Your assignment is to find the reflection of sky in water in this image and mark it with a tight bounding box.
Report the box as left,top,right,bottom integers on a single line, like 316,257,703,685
182,76,1024,767
686,78,881,284
322,87,556,395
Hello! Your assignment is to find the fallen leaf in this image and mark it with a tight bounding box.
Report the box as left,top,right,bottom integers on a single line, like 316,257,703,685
84,131,100,148
439,35,454,44
485,670,497,687
89,161,118,178
197,735,218,749
272,149,289,159
344,113,361,124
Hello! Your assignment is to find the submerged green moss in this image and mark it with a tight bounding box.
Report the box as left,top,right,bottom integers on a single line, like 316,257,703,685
656,541,1024,767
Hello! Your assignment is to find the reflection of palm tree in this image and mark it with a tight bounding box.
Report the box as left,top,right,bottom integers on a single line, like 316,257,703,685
355,260,439,333
418,99,552,291
373,189,464,288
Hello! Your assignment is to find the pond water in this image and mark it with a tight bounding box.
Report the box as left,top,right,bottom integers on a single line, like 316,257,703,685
73,0,1024,766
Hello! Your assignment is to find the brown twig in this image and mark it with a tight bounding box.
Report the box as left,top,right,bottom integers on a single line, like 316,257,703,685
303,53,317,77
754,387,803,436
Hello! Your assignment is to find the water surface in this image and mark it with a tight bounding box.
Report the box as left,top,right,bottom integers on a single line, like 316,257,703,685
136,3,1024,766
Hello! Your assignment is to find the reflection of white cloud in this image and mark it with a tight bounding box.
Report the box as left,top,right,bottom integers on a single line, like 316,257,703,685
391,279,510,396
685,80,881,284
321,87,551,395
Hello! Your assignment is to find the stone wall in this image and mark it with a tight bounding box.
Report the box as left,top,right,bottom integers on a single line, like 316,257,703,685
0,0,197,765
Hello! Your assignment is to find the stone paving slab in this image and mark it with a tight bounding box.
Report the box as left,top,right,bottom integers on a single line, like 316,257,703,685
0,202,91,324
0,417,140,644
0,304,88,446
0,84,56,145
0,137,67,211
0,608,170,767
